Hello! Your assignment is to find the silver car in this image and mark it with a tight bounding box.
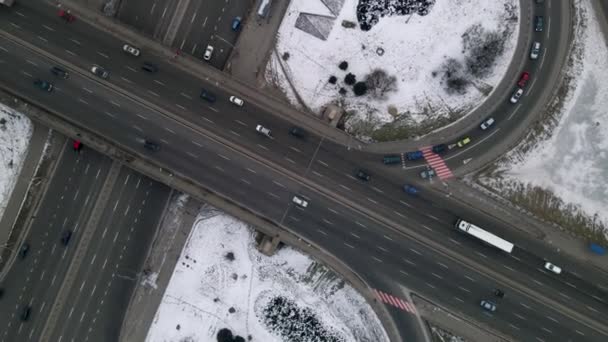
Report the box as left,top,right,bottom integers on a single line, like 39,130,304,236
510,88,524,104
530,42,541,60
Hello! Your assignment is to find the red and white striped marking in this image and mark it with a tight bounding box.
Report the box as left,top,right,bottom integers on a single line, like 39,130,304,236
374,289,417,314
421,147,453,180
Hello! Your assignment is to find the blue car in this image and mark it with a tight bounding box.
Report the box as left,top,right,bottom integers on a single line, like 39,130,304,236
232,16,242,31
403,185,419,195
405,151,423,161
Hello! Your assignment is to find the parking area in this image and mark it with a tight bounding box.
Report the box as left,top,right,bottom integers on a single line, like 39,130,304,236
116,0,250,69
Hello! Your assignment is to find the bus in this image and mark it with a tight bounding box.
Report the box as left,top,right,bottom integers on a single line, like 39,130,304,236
455,219,514,253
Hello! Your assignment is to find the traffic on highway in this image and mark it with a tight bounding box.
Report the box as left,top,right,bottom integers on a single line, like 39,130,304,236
0,0,606,342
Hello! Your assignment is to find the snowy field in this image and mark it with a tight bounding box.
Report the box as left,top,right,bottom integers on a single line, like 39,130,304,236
268,0,519,140
0,104,33,220
479,0,608,241
146,209,388,342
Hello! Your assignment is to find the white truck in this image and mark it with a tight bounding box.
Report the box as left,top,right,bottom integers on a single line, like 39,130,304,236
0,0,15,6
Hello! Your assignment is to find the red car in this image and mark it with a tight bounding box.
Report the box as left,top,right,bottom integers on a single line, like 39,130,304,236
58,9,76,23
73,140,82,151
517,72,530,88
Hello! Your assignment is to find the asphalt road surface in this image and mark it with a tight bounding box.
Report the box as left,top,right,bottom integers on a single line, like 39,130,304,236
0,1,607,341
0,141,170,342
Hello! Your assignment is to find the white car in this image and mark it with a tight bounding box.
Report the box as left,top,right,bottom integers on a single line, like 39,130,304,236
90,65,109,79
544,262,562,274
230,96,244,106
256,124,272,138
480,117,495,130
530,41,541,60
510,88,524,104
123,44,140,57
203,45,214,61
292,196,308,208
480,300,496,312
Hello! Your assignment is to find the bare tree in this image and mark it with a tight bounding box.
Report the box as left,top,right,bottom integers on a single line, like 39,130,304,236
365,69,397,100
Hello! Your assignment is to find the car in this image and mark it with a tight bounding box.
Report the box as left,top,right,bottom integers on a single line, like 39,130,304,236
383,154,401,165
229,96,244,106
530,41,541,60
20,306,31,321
420,168,436,179
517,72,530,88
232,16,242,31
143,140,160,151
51,66,69,79
354,169,371,181
510,88,524,103
405,151,423,161
493,288,505,298
141,62,158,73
19,243,30,259
73,139,82,151
91,65,109,79
58,9,75,22
255,125,272,138
203,45,214,61
431,144,447,154
61,230,72,245
544,262,562,274
480,117,495,130
403,184,419,195
0,288,4,299
292,195,308,208
535,16,544,32
123,44,140,56
457,137,471,147
200,89,216,103
289,126,306,139
34,79,53,92
480,300,496,312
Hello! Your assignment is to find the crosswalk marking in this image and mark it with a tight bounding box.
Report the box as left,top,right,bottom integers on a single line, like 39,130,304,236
374,289,417,314
422,147,453,180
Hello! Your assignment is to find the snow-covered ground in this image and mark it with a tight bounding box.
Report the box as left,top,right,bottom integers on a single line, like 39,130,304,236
268,0,519,140
0,104,33,220
480,0,608,240
146,209,388,342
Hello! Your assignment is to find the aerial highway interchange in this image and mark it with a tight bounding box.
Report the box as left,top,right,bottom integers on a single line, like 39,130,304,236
0,1,607,341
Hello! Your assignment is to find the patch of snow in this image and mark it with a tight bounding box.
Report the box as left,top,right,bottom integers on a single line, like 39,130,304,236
0,104,33,220
492,0,608,237
146,213,388,342
269,0,519,137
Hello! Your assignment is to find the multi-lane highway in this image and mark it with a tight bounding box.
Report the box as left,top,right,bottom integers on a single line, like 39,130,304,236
0,139,170,342
0,1,607,341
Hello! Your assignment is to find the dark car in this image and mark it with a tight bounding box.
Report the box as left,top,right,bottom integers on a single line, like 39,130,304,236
431,144,447,154
0,288,5,299
51,66,69,79
535,16,544,32
493,289,505,298
383,155,401,165
354,169,371,182
90,65,109,79
19,243,30,259
289,126,306,138
144,140,160,151
21,306,31,321
141,62,158,73
200,89,216,103
405,151,423,161
61,230,72,245
34,79,53,92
